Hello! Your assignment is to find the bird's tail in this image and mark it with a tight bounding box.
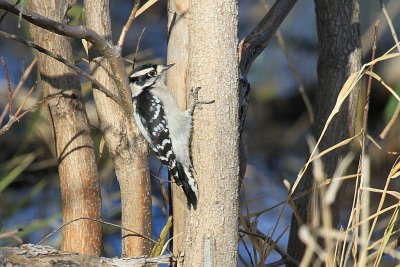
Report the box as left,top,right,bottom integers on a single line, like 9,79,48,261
176,162,197,209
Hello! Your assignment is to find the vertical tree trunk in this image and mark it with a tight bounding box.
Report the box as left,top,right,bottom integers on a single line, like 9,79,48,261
83,0,152,257
175,1,240,265
28,0,102,256
287,0,361,263
166,0,190,253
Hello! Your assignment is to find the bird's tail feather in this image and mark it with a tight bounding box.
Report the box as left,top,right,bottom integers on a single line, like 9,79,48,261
176,162,197,209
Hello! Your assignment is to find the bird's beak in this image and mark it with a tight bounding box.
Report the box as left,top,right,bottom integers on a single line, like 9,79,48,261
162,63,175,73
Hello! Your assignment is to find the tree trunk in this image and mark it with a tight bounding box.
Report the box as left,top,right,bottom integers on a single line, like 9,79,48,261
83,0,152,257
28,0,102,256
166,0,190,253
287,0,361,263
172,1,240,265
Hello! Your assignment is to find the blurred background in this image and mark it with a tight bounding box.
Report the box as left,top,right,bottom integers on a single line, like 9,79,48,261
0,0,400,265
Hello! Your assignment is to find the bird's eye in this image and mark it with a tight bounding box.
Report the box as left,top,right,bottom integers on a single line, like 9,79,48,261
148,70,156,77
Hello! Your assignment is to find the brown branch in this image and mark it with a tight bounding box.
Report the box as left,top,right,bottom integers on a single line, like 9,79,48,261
0,92,62,137
238,0,297,76
0,57,37,125
117,0,140,50
0,31,122,107
0,0,19,23
1,57,13,115
0,0,133,116
14,81,37,118
237,0,297,136
0,0,114,57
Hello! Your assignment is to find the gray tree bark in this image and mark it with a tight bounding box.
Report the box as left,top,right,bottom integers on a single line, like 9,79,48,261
28,0,102,256
168,0,240,266
83,0,152,257
287,0,361,263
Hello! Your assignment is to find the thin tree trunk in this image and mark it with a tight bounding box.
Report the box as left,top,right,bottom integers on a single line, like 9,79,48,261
166,0,190,253
83,0,152,257
28,0,102,256
176,1,240,265
287,0,361,263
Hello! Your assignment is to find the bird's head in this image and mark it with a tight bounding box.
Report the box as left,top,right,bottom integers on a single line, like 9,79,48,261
129,63,174,97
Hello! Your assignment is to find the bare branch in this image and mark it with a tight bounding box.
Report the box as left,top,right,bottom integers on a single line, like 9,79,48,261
0,57,37,125
117,0,140,50
0,30,123,106
14,81,37,118
133,27,146,69
0,92,62,137
275,31,314,124
0,0,114,57
1,57,13,115
0,0,19,23
0,0,133,115
239,0,297,76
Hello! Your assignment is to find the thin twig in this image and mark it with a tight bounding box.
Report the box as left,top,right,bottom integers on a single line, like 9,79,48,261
0,0,133,116
0,0,19,23
37,217,159,246
0,57,37,125
135,0,158,18
0,31,122,107
14,81,37,118
275,31,314,124
117,0,140,50
238,229,298,265
133,27,146,69
362,22,379,156
1,57,13,115
0,92,62,137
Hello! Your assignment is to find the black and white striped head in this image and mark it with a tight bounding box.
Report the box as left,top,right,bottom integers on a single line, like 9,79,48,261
129,63,174,97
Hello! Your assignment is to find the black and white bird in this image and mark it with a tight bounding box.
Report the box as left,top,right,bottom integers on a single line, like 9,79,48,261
129,63,212,208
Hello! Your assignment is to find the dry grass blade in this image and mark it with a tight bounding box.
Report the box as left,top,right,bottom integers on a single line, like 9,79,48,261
378,0,400,139
360,187,400,200
373,206,399,266
150,216,172,257
365,71,400,102
291,71,361,195
367,134,399,155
